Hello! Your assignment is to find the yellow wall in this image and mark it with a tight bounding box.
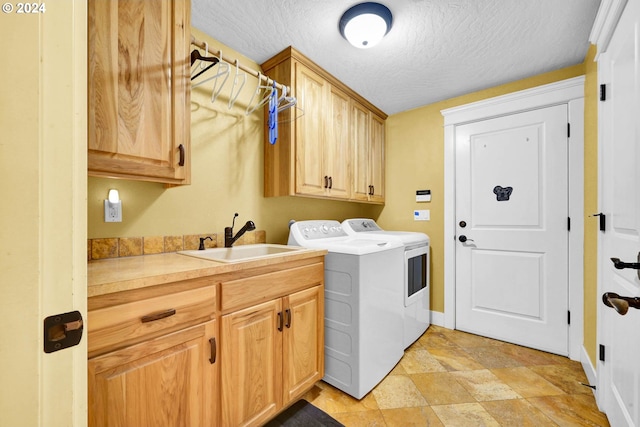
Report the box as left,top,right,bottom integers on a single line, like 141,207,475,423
583,44,599,366
88,28,380,244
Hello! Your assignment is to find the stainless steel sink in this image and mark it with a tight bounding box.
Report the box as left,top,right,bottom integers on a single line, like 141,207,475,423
178,244,304,263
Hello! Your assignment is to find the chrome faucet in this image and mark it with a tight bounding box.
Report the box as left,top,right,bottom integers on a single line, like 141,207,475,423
225,213,256,247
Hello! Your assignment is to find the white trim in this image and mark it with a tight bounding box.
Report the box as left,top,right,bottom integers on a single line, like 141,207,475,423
589,0,629,59
568,97,585,360
581,346,600,406
442,77,585,126
430,311,445,328
442,76,586,361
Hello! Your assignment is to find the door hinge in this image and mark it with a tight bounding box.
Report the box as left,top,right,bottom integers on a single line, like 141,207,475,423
567,123,571,138
567,217,571,231
599,344,605,362
600,84,607,101
567,310,571,325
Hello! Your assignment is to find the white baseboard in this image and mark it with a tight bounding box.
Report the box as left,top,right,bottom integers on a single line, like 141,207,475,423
430,311,445,327
581,346,598,400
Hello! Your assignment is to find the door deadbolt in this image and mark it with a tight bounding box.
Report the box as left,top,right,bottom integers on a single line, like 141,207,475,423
459,221,467,228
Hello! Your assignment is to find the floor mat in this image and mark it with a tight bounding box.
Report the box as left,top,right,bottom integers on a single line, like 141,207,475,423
264,399,344,427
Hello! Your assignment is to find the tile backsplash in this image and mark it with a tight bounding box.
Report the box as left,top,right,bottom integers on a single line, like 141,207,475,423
88,230,266,261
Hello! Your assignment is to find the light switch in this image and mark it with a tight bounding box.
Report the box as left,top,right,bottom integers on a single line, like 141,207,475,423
414,210,430,221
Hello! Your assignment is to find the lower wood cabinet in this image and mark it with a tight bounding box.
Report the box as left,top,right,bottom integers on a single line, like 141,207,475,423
88,256,325,427
220,285,324,427
88,320,217,427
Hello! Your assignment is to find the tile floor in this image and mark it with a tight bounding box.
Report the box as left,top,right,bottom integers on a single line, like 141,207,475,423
302,325,610,427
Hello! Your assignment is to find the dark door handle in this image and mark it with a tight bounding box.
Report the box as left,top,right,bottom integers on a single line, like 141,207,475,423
324,176,329,189
610,257,640,270
459,235,474,243
602,292,640,315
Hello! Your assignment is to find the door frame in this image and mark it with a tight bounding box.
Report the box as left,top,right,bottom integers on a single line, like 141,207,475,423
441,76,585,361
0,2,88,425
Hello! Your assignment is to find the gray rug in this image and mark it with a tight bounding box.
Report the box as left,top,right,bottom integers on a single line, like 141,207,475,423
264,400,344,427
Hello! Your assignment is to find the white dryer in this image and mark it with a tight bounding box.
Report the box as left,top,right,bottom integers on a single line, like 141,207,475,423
342,219,430,348
288,220,404,399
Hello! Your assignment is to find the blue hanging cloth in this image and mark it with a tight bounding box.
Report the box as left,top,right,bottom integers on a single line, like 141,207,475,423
268,82,278,145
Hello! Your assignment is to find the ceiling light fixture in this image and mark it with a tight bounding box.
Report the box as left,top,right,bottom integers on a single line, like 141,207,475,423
339,2,393,49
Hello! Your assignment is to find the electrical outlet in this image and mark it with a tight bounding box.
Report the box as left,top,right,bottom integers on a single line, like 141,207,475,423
104,200,122,222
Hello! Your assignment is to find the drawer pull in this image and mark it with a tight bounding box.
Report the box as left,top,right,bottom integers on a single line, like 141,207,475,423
141,308,176,323
209,337,216,364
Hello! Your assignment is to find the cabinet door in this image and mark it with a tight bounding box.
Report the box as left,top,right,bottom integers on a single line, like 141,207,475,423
326,87,351,199
351,100,371,201
294,63,327,196
221,299,283,427
369,114,386,203
88,320,217,427
282,285,324,405
88,0,190,184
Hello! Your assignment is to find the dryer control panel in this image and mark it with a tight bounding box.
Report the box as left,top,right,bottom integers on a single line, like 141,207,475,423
289,220,347,241
345,219,382,232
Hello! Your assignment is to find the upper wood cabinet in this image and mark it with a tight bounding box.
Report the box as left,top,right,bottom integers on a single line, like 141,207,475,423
262,47,386,204
352,104,385,203
88,0,191,185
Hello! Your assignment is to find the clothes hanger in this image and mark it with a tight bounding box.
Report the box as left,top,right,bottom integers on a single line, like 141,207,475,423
191,49,230,96
228,59,247,109
245,73,274,116
277,85,297,113
190,42,215,67
209,50,230,103
190,42,220,81
268,82,278,144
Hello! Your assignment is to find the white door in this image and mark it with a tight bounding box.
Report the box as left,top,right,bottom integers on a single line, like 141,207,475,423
455,105,569,355
598,1,640,424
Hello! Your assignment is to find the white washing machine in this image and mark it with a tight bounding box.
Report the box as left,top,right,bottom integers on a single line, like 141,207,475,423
288,220,404,399
342,219,430,349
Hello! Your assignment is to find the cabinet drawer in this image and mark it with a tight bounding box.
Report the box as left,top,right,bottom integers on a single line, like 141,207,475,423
220,262,324,313
88,284,216,356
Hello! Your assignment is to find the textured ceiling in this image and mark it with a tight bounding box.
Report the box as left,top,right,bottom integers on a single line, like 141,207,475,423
191,0,601,115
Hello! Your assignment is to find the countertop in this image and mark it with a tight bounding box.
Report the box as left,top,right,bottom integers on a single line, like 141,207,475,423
88,248,327,297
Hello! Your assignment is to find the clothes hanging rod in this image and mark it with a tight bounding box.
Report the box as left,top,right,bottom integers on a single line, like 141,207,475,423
190,35,289,93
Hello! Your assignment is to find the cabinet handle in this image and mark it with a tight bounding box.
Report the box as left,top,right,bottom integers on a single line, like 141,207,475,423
209,337,216,364
178,144,185,167
328,176,333,189
277,311,284,331
141,308,176,323
284,308,291,328
324,176,329,189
